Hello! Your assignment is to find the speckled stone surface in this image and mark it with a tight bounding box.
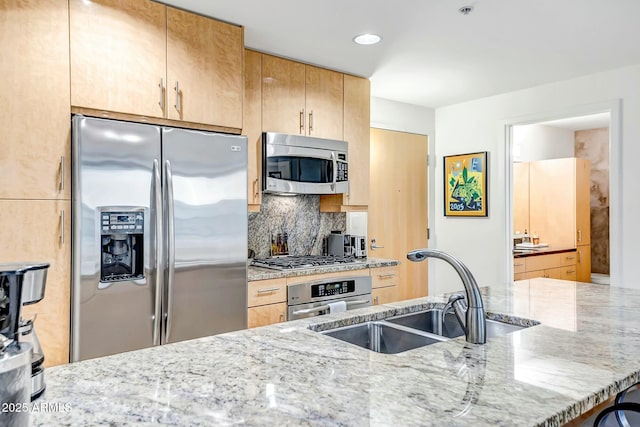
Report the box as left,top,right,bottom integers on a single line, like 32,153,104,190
248,257,400,281
31,278,640,426
248,194,346,257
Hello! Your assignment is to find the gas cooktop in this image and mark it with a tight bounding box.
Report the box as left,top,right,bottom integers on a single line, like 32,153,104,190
251,255,361,271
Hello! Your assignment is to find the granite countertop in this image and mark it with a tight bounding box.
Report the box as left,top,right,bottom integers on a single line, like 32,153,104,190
248,257,400,281
513,247,577,258
32,278,640,426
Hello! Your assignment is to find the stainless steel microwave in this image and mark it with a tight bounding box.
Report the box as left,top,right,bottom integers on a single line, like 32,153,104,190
262,132,349,195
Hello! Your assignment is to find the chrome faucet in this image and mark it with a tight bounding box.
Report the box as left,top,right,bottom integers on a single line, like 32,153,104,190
407,248,486,344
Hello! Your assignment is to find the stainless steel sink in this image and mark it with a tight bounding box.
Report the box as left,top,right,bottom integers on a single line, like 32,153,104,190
386,309,527,339
323,321,447,354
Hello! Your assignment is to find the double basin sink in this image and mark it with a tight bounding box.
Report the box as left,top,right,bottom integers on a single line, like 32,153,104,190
323,308,529,354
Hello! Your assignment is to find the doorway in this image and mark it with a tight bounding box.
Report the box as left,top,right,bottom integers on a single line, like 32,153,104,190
368,128,428,300
505,101,621,284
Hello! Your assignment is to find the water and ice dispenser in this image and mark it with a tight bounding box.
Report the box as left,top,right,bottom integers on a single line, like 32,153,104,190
99,209,145,284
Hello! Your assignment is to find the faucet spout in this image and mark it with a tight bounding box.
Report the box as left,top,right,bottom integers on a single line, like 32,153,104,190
407,248,486,344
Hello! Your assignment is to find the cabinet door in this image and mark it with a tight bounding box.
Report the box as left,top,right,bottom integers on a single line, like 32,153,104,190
69,0,166,118
305,65,343,140
513,162,529,234
545,266,577,281
0,0,70,200
575,159,591,245
248,302,287,328
167,7,243,128
373,286,397,305
576,244,592,283
262,55,306,135
342,75,370,206
529,158,576,248
243,50,262,208
0,200,71,366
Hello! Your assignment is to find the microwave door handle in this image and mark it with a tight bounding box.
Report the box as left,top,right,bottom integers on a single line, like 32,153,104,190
330,152,336,191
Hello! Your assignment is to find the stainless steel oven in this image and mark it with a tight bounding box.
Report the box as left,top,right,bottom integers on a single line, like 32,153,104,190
287,276,372,320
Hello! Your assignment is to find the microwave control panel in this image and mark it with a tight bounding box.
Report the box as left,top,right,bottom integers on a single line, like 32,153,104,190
312,280,355,297
336,158,348,182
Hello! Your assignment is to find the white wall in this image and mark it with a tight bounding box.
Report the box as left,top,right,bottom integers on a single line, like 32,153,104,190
434,64,638,294
513,124,575,162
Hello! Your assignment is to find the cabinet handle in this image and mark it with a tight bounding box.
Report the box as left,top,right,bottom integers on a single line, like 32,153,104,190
158,78,164,111
577,229,582,243
174,81,181,114
299,109,305,134
378,273,395,279
59,156,65,192
514,263,524,267
253,178,259,199
566,256,575,260
578,250,581,262
257,287,280,294
309,110,314,133
567,270,576,274
374,296,379,305
59,209,65,245
279,312,285,322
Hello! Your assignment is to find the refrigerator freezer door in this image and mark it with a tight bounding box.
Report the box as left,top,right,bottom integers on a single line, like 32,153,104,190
71,116,162,361
161,128,248,344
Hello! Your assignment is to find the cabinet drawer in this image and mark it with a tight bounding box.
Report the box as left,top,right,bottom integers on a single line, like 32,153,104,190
525,251,576,271
370,266,399,289
248,278,287,307
513,258,526,274
545,266,577,281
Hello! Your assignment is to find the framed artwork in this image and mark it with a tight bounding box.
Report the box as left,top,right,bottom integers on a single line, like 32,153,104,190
444,151,488,217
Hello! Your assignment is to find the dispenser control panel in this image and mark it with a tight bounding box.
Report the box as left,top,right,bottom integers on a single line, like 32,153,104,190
100,211,144,234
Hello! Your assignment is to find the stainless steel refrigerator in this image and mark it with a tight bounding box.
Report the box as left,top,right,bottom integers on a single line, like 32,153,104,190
71,115,247,362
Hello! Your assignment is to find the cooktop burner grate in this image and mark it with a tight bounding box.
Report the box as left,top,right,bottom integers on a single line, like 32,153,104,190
251,255,360,270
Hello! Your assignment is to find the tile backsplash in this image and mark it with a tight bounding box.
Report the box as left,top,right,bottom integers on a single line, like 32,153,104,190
248,194,345,258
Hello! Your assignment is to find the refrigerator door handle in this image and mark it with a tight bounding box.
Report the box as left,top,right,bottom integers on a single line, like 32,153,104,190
164,159,176,343
152,159,163,346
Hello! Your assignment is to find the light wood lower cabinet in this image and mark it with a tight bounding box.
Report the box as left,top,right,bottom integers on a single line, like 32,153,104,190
247,278,287,328
0,200,71,367
514,251,577,282
576,244,591,283
371,266,399,305
0,0,71,200
248,303,287,329
372,286,397,305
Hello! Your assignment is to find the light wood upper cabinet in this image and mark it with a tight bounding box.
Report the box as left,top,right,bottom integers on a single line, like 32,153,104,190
320,74,370,211
262,55,344,139
262,54,306,135
0,200,71,367
513,162,529,234
69,0,166,118
243,49,262,209
166,7,243,128
0,0,70,200
526,158,590,248
305,65,344,140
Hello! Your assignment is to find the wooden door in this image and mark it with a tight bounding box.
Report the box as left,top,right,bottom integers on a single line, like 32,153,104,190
69,0,166,118
305,65,343,140
167,7,243,128
262,55,305,135
513,162,529,234
575,159,591,246
529,158,576,248
0,0,70,200
0,200,71,366
243,50,262,209
368,128,428,300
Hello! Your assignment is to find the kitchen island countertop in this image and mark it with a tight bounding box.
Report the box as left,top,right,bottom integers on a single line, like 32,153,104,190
248,257,399,281
32,278,640,426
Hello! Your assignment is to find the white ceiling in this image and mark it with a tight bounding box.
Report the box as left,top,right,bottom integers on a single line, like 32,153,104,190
160,0,640,109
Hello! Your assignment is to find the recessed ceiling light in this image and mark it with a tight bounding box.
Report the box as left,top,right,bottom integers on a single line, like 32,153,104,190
458,5,474,15
353,33,382,46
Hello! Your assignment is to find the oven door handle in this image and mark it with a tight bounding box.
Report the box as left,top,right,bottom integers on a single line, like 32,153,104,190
292,299,370,316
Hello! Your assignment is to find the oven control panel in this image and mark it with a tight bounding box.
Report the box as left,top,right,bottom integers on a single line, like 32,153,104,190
312,280,355,298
